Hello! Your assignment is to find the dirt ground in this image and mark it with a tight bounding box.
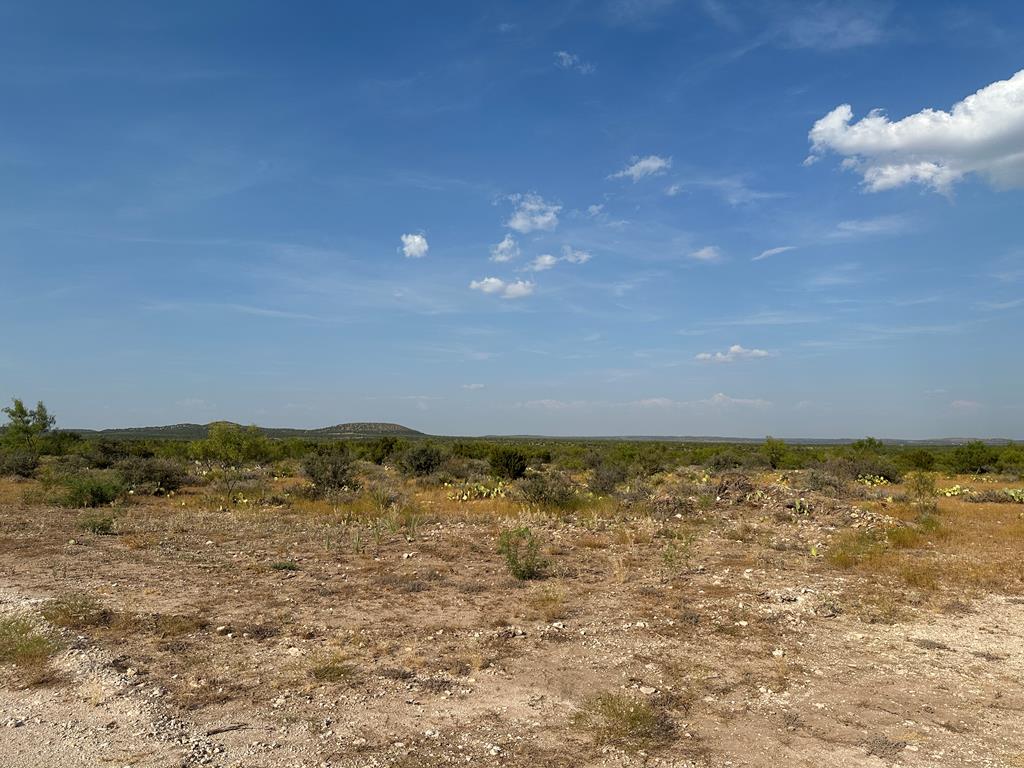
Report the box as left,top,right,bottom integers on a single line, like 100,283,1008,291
1,470,1023,767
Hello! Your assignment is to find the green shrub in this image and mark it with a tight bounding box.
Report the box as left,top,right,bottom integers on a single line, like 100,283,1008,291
302,445,356,493
517,472,579,510
900,448,936,472
497,526,546,580
77,512,117,535
58,470,125,508
948,441,998,474
588,461,627,495
705,449,742,472
362,436,402,465
270,560,299,571
115,457,188,494
761,437,790,469
398,444,445,477
0,450,39,478
489,447,528,480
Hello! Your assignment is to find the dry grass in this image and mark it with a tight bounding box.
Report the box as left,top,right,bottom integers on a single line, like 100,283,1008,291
0,615,60,668
572,692,676,751
826,493,1024,599
527,584,569,621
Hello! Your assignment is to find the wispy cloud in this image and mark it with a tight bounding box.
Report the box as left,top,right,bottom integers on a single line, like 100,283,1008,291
674,175,784,205
688,245,722,262
696,344,771,363
753,245,797,261
951,399,982,410
522,391,771,410
610,154,672,182
461,383,485,391
490,233,520,262
774,3,889,50
829,215,911,239
554,50,596,74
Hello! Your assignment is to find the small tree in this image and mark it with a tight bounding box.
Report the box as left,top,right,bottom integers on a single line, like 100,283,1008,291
1,398,55,451
189,423,272,467
762,436,788,469
948,441,998,474
489,446,528,480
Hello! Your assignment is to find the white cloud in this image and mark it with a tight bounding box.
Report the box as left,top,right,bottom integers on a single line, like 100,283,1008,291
807,69,1024,193
951,399,982,410
704,392,771,408
631,397,677,408
611,154,672,182
470,276,535,299
777,4,888,50
527,254,558,272
830,215,910,239
689,245,722,262
696,344,771,363
525,247,592,272
490,233,520,262
400,232,429,258
562,246,592,264
586,203,604,217
523,398,589,410
628,393,772,408
506,193,561,233
462,383,485,391
554,50,596,74
753,245,796,261
665,183,681,196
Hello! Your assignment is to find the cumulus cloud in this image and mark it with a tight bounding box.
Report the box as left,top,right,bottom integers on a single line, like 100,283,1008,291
689,245,722,262
525,247,593,272
807,69,1024,193
554,50,596,74
490,233,520,262
610,154,672,181
506,193,561,233
696,344,771,363
527,254,558,272
469,276,535,299
400,232,429,258
753,245,796,262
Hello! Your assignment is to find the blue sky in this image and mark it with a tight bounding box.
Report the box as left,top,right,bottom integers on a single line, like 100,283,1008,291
2,1,1023,438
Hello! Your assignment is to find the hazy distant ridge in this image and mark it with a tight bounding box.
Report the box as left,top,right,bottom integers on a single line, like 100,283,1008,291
68,422,424,440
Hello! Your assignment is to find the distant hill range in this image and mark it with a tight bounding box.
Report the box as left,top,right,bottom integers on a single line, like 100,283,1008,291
68,422,425,441
61,422,1016,444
